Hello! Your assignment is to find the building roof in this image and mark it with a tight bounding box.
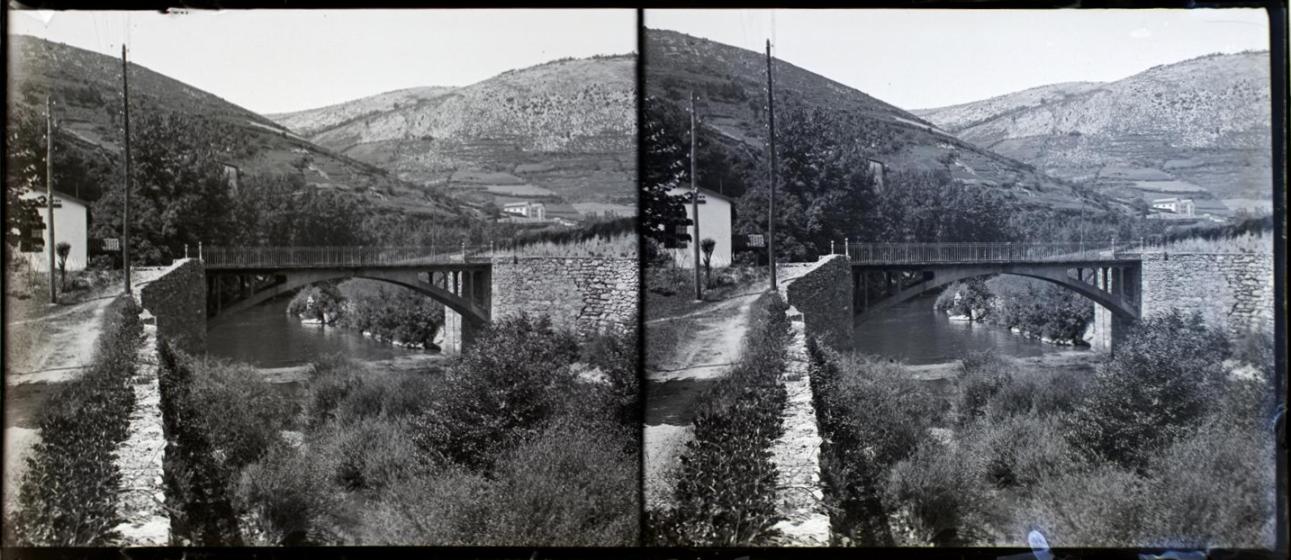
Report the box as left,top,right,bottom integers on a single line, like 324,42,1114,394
667,185,735,204
20,189,91,209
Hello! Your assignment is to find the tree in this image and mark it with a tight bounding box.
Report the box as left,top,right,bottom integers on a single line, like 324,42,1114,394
640,96,692,254
55,242,70,290
700,238,716,286
91,110,236,265
1067,310,1231,472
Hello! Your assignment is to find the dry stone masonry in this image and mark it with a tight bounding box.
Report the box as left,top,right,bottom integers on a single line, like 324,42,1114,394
111,307,170,546
491,256,638,335
783,255,855,352
138,258,207,355
1139,252,1275,336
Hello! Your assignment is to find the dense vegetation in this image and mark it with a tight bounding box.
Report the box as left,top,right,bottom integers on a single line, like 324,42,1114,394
648,292,791,545
157,314,639,546
7,296,142,545
935,276,1094,344
809,311,1276,547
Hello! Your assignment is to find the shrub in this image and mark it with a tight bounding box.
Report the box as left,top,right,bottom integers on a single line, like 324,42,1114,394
302,354,366,429
1067,310,1230,471
475,418,639,546
157,342,243,545
1010,463,1149,547
409,313,581,471
234,443,342,546
807,343,938,546
311,416,422,491
885,440,998,546
970,414,1079,490
360,468,493,545
579,325,641,432
1136,415,1277,548
956,351,1016,424
183,358,292,470
8,296,140,546
652,292,791,546
286,283,343,321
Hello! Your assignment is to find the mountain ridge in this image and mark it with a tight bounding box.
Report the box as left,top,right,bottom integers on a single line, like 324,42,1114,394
914,50,1273,215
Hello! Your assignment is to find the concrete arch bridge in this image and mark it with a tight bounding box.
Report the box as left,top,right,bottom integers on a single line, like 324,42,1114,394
847,243,1145,352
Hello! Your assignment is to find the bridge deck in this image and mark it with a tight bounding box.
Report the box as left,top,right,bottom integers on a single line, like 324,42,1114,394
201,246,492,270
846,242,1146,266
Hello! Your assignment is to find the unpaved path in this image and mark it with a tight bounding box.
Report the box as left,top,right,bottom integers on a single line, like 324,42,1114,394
644,266,808,511
3,269,165,517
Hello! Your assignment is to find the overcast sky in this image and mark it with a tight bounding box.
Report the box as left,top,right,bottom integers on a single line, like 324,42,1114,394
9,9,636,115
646,9,1270,110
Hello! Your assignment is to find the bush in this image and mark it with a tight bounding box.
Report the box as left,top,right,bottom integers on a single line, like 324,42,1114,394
885,441,998,546
360,468,493,545
8,296,141,546
651,292,791,546
409,313,581,471
1067,310,1230,471
311,416,422,491
183,358,293,470
157,342,243,545
808,344,938,546
1010,463,1149,547
234,443,342,546
302,354,366,429
970,414,1080,490
956,351,1016,424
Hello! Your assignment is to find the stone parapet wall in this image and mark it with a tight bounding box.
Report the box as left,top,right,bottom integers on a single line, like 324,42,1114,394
137,259,207,355
767,304,830,546
781,255,854,351
111,308,170,545
1140,252,1275,336
490,257,637,334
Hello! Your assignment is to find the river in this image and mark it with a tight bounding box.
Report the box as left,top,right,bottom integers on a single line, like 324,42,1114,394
852,293,1090,365
206,296,433,368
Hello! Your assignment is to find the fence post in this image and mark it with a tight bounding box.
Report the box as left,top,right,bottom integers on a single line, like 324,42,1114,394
198,242,203,261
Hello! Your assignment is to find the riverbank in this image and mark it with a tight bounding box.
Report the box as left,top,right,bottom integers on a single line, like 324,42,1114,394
254,353,448,384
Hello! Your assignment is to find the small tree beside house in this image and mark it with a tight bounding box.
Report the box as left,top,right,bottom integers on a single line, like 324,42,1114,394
701,238,716,287
56,242,70,291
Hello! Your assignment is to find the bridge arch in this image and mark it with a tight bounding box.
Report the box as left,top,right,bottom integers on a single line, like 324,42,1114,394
854,263,1140,322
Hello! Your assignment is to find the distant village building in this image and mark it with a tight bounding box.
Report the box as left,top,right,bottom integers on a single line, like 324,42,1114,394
1150,197,1196,216
502,201,546,220
18,191,89,272
666,186,733,269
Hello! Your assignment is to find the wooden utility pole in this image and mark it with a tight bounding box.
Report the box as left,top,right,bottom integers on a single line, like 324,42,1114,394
690,91,702,300
122,44,132,295
765,39,779,292
46,96,56,304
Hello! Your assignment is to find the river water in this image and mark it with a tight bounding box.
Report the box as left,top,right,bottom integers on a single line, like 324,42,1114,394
206,296,430,368
852,294,1089,365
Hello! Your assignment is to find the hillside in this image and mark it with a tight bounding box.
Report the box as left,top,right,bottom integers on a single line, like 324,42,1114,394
644,28,1125,217
269,55,638,220
915,51,1273,215
6,34,474,219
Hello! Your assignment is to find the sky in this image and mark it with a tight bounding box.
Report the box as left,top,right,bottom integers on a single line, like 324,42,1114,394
646,9,1270,110
9,9,637,115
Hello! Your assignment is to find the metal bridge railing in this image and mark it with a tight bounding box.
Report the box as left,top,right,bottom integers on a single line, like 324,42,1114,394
846,242,1148,265
201,245,493,269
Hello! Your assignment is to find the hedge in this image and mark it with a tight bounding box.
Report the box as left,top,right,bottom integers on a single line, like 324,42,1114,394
7,296,142,545
649,291,791,546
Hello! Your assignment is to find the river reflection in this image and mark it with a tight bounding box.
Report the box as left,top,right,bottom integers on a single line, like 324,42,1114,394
852,293,1088,365
206,296,431,368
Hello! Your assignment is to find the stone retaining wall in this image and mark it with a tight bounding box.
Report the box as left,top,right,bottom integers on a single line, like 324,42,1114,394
111,307,170,545
138,259,207,355
782,255,854,352
491,257,637,334
1140,252,1275,336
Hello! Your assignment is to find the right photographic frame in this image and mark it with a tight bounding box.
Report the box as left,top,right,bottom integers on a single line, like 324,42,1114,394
640,7,1284,550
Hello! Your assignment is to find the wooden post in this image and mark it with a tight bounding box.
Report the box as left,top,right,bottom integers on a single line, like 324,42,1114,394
766,39,778,292
690,91,702,300
46,96,56,304
122,44,132,295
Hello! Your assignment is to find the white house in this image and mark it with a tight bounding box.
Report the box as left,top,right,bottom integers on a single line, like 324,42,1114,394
18,190,89,272
1151,197,1196,216
666,186,733,269
502,201,546,220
